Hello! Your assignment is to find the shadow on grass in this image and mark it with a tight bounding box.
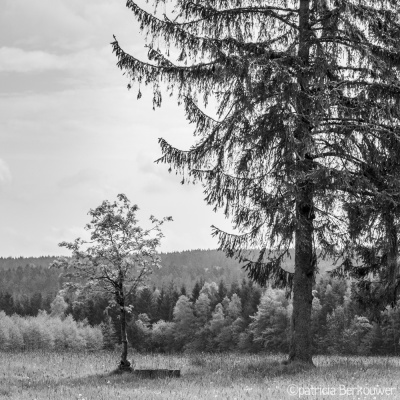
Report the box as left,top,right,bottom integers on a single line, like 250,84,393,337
186,354,315,381
14,368,182,393
242,360,315,378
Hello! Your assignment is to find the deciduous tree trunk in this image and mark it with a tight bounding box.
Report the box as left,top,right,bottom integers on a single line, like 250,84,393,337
118,289,132,371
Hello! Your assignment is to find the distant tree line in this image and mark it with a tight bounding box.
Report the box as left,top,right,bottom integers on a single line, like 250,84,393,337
0,250,251,298
0,291,54,317
2,276,400,355
0,250,337,306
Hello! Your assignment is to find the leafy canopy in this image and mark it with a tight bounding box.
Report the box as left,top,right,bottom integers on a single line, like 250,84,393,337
52,194,172,303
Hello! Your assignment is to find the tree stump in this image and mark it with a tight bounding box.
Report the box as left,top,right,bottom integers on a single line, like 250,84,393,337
118,360,133,372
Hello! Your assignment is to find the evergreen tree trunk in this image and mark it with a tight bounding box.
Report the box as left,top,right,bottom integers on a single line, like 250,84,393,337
288,0,315,365
385,211,399,305
289,185,315,364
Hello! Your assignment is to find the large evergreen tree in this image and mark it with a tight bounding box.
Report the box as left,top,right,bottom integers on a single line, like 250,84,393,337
113,0,400,364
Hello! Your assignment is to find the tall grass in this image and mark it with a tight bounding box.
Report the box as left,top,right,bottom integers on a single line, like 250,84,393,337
1,351,399,399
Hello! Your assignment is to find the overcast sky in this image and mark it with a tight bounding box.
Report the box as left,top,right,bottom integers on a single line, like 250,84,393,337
0,0,232,257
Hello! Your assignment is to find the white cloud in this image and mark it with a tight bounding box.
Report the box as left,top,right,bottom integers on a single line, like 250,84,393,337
0,158,11,184
57,168,103,189
0,0,146,53
1,0,103,51
0,47,64,73
46,226,90,244
0,47,112,74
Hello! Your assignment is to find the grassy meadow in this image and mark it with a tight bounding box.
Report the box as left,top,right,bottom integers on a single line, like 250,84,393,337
1,351,400,399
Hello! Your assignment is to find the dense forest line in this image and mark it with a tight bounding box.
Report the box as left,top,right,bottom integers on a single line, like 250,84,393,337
3,250,386,356
1,275,400,356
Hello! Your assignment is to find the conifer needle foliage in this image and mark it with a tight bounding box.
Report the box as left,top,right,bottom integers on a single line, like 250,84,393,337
112,0,400,363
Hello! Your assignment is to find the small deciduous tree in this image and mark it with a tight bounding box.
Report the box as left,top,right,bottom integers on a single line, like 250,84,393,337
173,295,196,350
51,194,171,371
49,295,68,319
249,289,290,352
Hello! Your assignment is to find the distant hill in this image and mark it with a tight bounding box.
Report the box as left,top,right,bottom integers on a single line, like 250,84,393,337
0,256,57,270
0,249,339,298
0,250,247,295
